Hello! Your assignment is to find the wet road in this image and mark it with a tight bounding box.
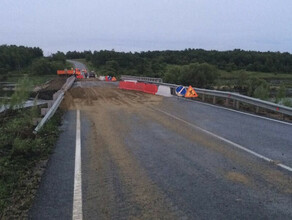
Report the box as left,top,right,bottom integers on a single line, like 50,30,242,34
29,80,292,219
29,58,292,219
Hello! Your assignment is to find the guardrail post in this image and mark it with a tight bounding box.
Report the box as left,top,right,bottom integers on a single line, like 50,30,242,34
236,101,239,109
213,96,216,104
202,94,205,101
225,98,229,106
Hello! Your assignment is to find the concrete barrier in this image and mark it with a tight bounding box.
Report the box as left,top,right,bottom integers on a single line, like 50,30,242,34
124,80,138,83
156,85,172,97
98,76,105,81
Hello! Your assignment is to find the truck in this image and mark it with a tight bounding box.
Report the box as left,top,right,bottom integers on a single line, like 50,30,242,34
57,68,85,79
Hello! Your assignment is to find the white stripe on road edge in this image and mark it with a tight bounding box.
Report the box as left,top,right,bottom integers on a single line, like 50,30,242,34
151,107,292,173
73,110,83,220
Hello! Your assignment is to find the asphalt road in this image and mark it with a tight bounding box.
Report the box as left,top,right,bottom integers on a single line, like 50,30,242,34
29,65,292,219
67,60,88,72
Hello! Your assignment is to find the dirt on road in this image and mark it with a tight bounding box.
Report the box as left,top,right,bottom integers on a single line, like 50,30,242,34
61,87,184,219
59,84,292,219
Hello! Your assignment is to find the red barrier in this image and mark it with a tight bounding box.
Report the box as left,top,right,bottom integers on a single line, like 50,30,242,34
135,82,146,92
144,84,158,94
119,81,157,95
119,81,136,90
119,81,126,89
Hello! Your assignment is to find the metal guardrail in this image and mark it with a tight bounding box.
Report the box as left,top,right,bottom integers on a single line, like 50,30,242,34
34,76,75,133
34,91,64,133
123,77,292,117
121,75,163,83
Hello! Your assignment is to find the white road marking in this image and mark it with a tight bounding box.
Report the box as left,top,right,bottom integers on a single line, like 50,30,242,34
173,97,292,126
73,110,83,220
152,107,292,172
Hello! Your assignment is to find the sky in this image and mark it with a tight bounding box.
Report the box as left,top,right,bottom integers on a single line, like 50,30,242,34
1,0,292,55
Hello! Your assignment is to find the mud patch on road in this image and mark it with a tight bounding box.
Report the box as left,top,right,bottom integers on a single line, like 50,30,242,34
65,85,181,219
60,87,162,111
226,172,250,185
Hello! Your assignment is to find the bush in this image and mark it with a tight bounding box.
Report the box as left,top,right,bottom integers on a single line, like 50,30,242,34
164,63,219,87
282,98,292,107
30,58,64,75
253,85,269,100
247,77,269,98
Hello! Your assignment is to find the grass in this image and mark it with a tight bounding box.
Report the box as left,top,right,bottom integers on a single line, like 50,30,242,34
3,60,73,85
218,69,292,80
0,75,64,218
5,74,56,85
0,108,63,218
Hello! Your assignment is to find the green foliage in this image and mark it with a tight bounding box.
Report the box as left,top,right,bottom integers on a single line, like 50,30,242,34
253,85,269,100
247,77,269,97
7,76,32,109
50,51,66,64
179,63,219,87
236,70,249,90
30,58,64,75
66,48,292,74
282,98,292,107
105,60,120,73
0,45,43,75
0,109,62,214
164,66,182,84
277,85,287,100
164,63,219,87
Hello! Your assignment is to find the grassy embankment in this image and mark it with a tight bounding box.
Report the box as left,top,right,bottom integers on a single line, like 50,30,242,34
0,63,73,217
0,108,62,218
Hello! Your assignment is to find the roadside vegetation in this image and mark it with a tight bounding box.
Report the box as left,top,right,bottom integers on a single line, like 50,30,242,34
0,75,63,218
0,45,68,217
0,108,62,218
67,49,292,106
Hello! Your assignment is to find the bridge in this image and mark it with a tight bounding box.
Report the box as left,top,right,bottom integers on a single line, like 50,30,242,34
29,61,292,219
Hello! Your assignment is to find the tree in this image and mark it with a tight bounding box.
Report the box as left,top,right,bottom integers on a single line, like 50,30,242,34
164,66,182,84
180,63,219,87
51,51,66,64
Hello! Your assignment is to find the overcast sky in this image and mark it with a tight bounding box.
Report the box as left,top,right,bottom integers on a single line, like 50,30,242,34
1,0,292,55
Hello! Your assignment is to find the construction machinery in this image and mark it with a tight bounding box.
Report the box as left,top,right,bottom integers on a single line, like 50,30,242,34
57,68,85,79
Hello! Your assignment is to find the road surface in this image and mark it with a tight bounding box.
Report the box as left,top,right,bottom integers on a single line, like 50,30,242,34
29,69,292,219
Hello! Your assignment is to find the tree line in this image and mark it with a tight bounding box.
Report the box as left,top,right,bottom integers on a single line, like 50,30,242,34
66,49,292,74
0,45,69,78
0,45,43,75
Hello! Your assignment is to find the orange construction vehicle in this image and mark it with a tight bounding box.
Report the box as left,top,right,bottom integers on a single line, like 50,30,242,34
57,68,85,79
